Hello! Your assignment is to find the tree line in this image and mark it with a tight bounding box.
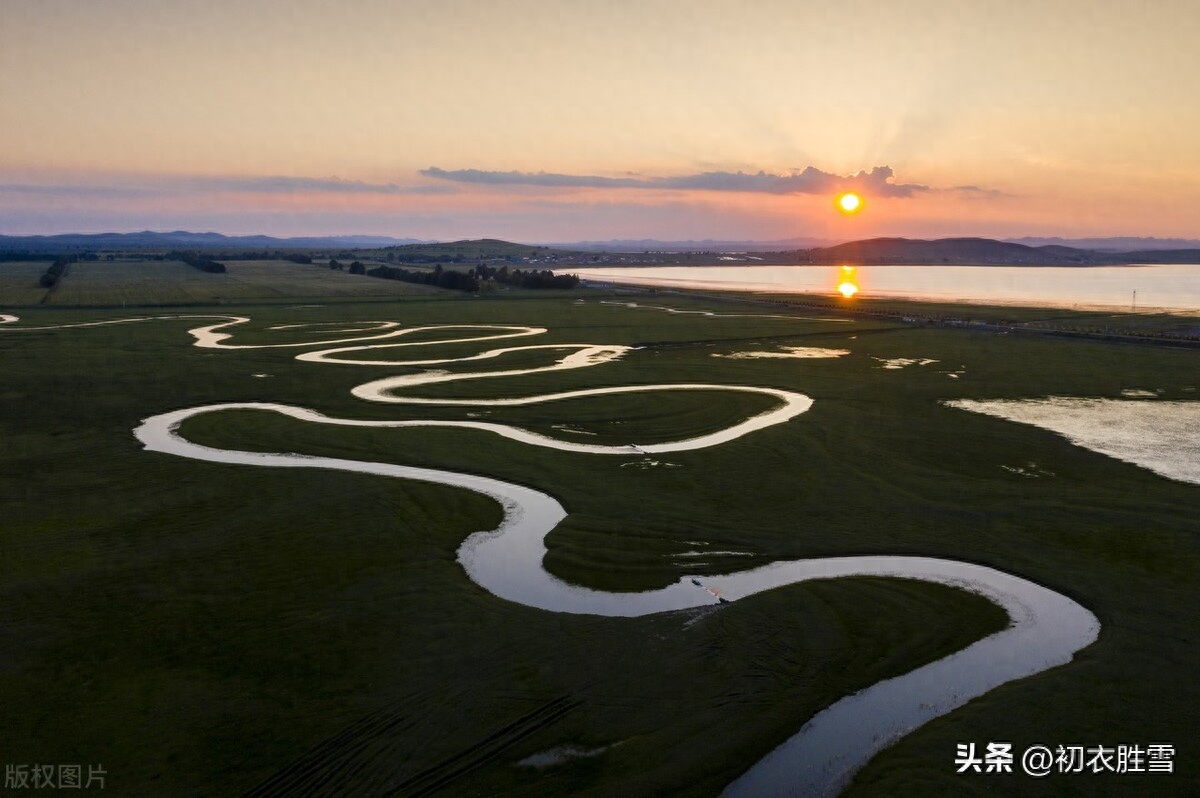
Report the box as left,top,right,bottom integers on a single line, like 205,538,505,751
39,257,74,288
366,264,480,292
361,262,581,292
473,264,580,289
169,251,227,273
2,251,59,263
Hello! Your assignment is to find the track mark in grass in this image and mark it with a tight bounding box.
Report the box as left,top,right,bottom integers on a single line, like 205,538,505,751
241,696,581,797
241,701,415,798
389,696,582,797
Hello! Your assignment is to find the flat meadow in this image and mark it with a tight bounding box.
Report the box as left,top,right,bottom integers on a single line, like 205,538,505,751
0,261,56,305
0,286,1196,796
0,258,437,307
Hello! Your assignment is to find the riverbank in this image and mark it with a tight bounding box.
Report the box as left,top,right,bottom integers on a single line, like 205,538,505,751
580,279,1200,348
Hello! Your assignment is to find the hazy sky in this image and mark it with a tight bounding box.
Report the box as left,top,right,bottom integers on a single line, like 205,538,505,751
3,0,1199,240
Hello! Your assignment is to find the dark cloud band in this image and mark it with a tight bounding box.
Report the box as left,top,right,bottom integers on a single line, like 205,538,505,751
421,165,929,198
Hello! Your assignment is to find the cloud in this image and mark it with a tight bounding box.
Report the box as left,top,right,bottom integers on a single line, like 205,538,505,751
0,175,457,199
189,175,456,195
949,184,1013,198
421,165,930,198
420,167,643,190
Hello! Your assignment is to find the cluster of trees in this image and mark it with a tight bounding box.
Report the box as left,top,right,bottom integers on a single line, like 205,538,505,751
326,259,366,273
39,257,73,288
3,251,61,263
366,264,480,292
473,264,580,289
170,251,227,273
361,263,579,293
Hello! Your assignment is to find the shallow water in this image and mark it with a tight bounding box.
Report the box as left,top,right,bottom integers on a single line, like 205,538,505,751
714,346,850,360
572,264,1200,311
946,397,1200,485
518,745,610,768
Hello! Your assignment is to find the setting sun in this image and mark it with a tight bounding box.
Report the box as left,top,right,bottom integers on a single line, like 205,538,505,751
837,192,862,214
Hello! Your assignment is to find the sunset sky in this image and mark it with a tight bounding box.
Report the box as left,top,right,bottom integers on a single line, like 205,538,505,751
3,0,1199,242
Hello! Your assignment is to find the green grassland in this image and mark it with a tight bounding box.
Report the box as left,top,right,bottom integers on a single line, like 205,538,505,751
1,289,1196,796
0,259,440,307
606,286,1200,343
0,260,57,305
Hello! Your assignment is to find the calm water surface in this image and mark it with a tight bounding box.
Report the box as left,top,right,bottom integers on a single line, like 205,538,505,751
565,264,1200,311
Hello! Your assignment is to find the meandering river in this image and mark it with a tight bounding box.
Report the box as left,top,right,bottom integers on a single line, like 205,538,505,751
2,311,1101,795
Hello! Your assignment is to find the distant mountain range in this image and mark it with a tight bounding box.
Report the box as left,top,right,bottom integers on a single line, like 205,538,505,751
798,237,1200,265
0,231,841,255
547,236,838,252
554,235,1200,253
0,230,431,251
1002,236,1200,251
1,231,1198,265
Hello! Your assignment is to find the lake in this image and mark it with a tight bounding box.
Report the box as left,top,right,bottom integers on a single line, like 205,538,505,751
562,264,1200,311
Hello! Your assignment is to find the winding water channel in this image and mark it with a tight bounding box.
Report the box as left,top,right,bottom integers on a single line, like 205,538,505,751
2,311,1100,796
